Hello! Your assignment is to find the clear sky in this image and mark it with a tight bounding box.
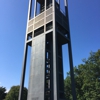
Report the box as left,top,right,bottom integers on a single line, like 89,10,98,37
0,0,100,91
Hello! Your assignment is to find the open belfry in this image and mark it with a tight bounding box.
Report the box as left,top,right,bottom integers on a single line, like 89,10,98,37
18,0,76,100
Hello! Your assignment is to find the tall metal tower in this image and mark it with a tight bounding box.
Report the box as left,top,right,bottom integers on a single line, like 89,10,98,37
18,0,76,100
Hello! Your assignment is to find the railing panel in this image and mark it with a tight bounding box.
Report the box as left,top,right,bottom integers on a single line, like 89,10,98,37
34,19,44,29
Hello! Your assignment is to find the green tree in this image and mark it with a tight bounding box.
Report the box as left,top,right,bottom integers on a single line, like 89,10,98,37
4,85,27,100
64,49,100,100
0,86,7,100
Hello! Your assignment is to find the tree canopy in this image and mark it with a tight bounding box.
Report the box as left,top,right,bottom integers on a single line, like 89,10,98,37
4,85,27,100
0,86,6,100
64,49,100,100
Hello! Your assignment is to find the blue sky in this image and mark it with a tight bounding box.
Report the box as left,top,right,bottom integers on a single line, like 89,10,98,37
0,0,100,91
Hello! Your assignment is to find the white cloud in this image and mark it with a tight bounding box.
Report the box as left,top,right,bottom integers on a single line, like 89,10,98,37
6,89,10,93
0,82,9,93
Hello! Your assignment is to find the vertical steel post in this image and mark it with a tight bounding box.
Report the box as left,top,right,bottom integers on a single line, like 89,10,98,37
52,0,57,100
64,0,77,100
18,0,31,100
18,44,28,100
44,0,46,32
34,0,37,17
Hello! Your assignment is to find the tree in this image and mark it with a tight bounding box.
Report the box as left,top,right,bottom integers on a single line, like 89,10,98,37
0,86,6,100
64,49,100,100
4,85,27,100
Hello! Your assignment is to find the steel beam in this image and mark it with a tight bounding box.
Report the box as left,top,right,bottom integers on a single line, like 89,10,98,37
65,0,77,100
18,44,28,100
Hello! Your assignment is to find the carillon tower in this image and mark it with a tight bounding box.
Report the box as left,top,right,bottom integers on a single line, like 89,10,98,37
18,0,76,100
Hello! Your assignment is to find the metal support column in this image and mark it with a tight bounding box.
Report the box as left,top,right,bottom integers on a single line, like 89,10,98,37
64,0,77,100
18,44,28,100
18,0,31,100
34,0,37,17
52,0,57,100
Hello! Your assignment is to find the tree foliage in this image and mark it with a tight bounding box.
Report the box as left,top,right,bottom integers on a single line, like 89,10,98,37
0,86,6,100
64,49,100,100
4,85,27,100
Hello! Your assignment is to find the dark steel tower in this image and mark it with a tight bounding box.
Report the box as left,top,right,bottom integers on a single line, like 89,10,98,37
18,0,76,100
